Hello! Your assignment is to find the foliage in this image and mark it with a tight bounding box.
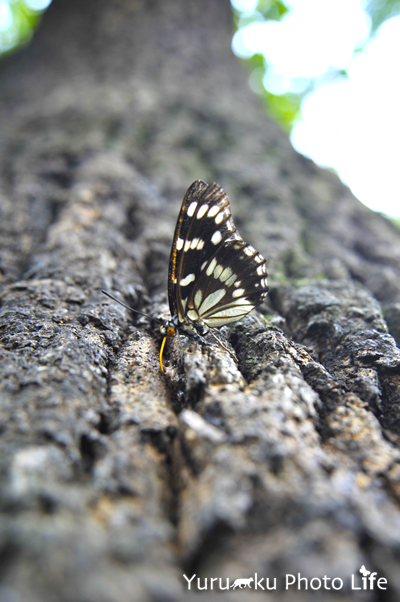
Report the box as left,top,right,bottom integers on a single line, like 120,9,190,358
364,0,400,33
262,90,301,133
232,0,400,132
0,1,47,57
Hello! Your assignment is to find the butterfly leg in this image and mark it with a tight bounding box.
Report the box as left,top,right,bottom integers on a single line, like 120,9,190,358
178,322,237,363
208,328,238,362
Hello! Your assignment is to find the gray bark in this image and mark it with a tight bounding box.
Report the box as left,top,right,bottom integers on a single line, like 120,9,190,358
1,0,400,600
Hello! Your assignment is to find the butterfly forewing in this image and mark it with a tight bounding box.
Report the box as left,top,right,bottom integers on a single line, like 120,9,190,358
169,181,238,319
168,180,268,331
168,180,208,318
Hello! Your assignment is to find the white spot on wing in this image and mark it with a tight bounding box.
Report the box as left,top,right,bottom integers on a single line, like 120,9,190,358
187,201,198,217
194,290,203,308
197,239,205,250
180,273,195,286
211,230,222,245
207,306,254,319
232,288,245,297
191,238,199,249
244,246,256,256
215,211,225,224
199,289,226,315
207,205,219,217
197,204,208,219
176,238,184,250
225,273,237,287
220,267,232,282
214,264,223,279
206,257,217,276
187,309,199,321
184,240,191,251
204,310,254,327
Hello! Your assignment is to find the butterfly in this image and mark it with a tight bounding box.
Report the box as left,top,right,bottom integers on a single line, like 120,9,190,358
158,180,268,369
103,180,269,371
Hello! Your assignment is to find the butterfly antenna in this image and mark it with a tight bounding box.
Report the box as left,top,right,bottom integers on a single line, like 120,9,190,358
101,290,164,325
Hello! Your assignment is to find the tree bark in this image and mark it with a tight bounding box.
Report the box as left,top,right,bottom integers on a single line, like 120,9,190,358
1,0,400,600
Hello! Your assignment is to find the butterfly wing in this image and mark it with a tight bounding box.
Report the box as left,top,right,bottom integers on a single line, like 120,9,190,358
186,239,268,327
168,180,237,320
168,180,268,328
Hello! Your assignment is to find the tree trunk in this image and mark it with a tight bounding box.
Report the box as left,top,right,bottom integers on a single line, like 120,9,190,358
1,0,400,600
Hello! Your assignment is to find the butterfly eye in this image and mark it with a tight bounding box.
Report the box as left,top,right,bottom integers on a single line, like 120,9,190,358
166,326,176,338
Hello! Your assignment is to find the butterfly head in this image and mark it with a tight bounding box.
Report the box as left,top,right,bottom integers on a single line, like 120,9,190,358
160,320,177,339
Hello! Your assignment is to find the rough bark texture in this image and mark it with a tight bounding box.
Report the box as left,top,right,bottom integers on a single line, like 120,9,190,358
1,0,400,600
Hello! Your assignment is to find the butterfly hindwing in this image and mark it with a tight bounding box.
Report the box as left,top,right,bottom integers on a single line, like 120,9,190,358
187,239,268,327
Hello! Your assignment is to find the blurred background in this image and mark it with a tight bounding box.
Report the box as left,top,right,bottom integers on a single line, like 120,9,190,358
2,0,399,221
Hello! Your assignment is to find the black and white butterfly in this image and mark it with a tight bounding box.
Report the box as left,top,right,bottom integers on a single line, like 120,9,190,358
103,180,268,371
158,180,268,369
